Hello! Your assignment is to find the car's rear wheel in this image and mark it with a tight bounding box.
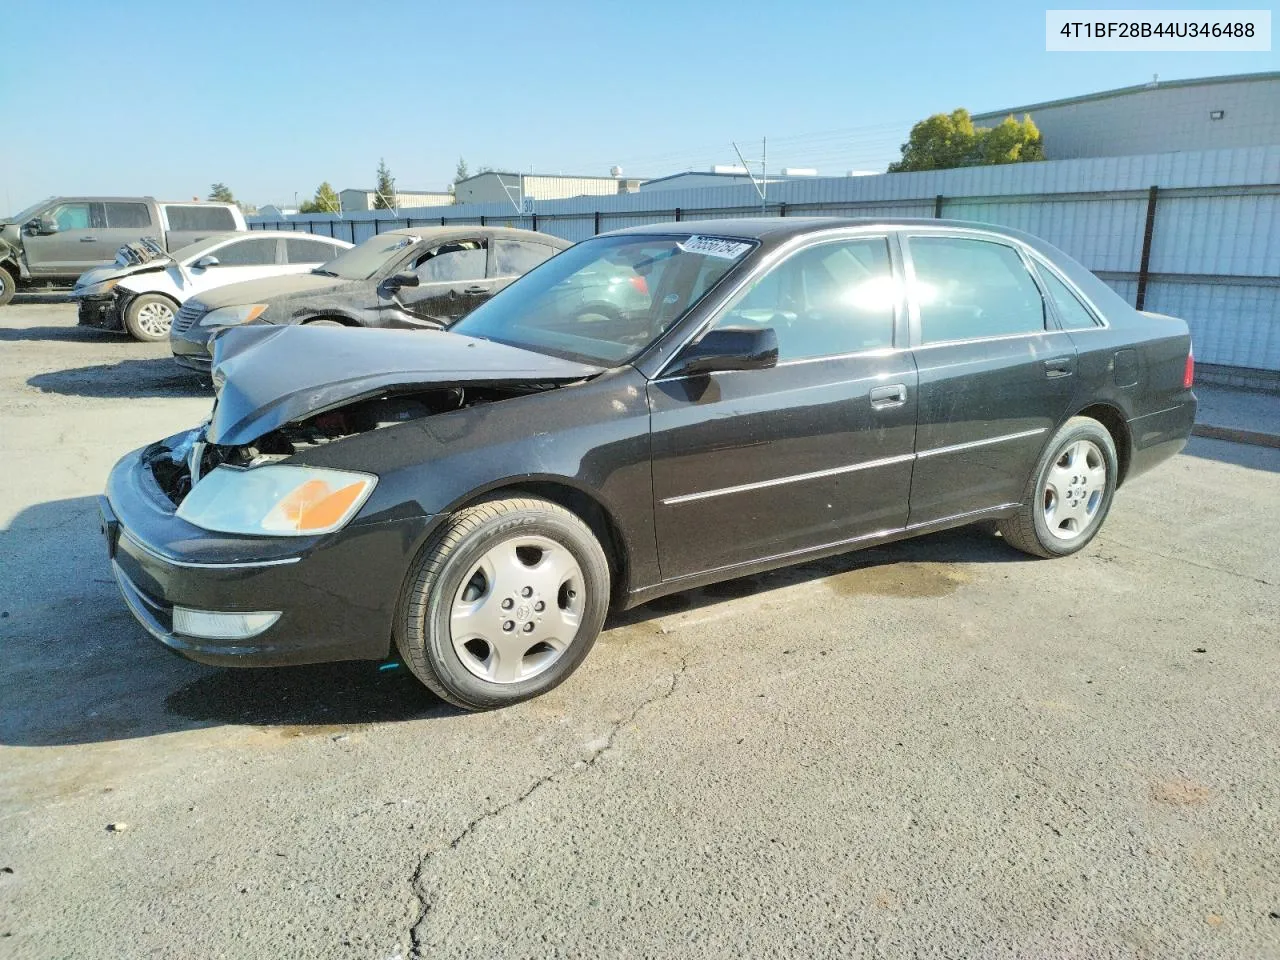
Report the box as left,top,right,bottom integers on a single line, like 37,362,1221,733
999,416,1118,558
0,265,15,307
124,294,178,341
395,496,611,710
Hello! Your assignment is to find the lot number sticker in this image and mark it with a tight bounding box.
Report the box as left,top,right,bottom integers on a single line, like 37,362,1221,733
679,236,753,260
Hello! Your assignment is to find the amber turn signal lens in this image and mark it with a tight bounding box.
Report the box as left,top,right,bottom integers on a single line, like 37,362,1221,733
271,479,370,533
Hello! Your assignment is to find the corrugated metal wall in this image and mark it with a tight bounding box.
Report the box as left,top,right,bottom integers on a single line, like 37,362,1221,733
251,145,1280,372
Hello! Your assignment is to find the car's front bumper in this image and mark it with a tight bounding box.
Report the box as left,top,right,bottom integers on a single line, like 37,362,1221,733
170,322,214,370
77,295,122,330
101,442,434,667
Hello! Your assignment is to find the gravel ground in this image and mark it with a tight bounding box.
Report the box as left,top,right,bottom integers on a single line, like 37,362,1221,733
1,302,1278,960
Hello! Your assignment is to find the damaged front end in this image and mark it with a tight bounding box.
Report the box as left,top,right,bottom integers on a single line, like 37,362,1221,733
145,385,552,507
146,323,603,508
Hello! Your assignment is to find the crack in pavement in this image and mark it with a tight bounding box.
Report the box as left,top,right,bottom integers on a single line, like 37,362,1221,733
404,653,689,959
1106,539,1275,587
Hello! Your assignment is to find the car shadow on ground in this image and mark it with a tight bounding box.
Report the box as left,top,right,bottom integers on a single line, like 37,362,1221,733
1182,435,1280,473
1,494,1019,747
611,525,1021,626
9,292,75,306
27,358,209,399
0,324,120,343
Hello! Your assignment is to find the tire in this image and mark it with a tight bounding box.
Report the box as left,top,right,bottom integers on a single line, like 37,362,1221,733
123,293,179,341
0,265,15,307
395,496,611,710
305,318,344,327
998,416,1119,558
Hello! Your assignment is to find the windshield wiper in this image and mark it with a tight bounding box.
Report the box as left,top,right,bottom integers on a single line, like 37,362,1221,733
312,268,339,277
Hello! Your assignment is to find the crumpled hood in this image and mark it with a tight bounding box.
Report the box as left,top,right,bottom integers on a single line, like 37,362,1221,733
206,325,603,446
196,271,353,310
73,262,150,292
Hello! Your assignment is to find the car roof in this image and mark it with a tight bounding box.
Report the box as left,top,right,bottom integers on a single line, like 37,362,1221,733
381,225,573,247
607,216,1032,244
225,231,350,241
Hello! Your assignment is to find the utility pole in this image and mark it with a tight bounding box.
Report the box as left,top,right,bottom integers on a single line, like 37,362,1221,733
732,137,769,214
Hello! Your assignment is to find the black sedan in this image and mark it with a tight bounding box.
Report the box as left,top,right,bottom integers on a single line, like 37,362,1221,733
169,226,571,370
103,218,1196,710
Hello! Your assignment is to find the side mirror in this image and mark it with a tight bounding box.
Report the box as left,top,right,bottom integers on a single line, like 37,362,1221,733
385,271,420,291
192,255,219,269
669,326,779,377
30,216,58,235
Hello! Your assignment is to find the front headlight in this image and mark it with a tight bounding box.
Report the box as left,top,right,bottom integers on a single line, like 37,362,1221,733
176,465,377,537
198,303,269,328
76,277,120,296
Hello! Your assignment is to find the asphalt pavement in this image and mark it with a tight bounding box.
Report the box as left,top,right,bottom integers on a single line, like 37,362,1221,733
1,302,1278,959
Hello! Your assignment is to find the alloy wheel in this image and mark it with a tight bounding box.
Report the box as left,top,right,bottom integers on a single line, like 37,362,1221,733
136,301,174,337
1042,439,1107,541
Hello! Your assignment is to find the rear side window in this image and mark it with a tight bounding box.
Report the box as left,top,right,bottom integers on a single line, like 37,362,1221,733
492,239,555,276
165,205,237,232
285,238,341,264
1039,265,1101,329
909,237,1046,344
214,238,279,266
104,202,152,229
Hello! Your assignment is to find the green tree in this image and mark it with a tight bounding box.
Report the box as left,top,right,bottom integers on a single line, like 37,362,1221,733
208,182,235,202
299,182,340,214
979,115,1045,165
372,158,396,210
454,157,470,184
888,109,1044,172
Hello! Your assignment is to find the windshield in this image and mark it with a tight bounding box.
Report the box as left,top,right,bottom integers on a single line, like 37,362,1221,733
317,233,418,280
451,234,755,365
5,199,52,224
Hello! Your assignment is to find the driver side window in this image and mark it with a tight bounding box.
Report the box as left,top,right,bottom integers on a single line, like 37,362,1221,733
716,237,898,361
413,241,486,283
50,203,97,231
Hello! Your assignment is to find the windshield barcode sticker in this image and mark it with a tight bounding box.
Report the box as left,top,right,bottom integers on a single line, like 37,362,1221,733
679,236,753,260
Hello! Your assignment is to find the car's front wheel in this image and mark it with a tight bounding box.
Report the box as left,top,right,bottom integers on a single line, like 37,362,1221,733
999,416,1119,558
124,293,179,341
395,496,611,710
0,265,15,307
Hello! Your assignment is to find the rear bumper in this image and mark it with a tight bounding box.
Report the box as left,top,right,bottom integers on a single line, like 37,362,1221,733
1126,395,1197,481
102,441,433,667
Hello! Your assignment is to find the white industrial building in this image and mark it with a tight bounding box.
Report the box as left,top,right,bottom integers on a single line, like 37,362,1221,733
972,71,1280,160
639,168,848,192
338,187,454,212
453,172,645,206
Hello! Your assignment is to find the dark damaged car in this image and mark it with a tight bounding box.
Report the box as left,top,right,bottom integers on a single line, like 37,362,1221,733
169,226,570,371
102,218,1196,710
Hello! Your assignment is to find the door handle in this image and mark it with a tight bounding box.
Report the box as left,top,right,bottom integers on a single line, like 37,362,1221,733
462,285,488,295
869,383,908,409
79,236,98,242
1043,357,1074,378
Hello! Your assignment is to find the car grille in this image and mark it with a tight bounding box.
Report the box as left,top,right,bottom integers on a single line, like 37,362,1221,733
173,301,205,335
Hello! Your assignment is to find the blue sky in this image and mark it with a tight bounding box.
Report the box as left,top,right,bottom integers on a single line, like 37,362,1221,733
1,0,1274,212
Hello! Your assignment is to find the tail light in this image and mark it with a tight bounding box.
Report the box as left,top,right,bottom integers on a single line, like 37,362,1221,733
629,275,649,296
1183,349,1195,389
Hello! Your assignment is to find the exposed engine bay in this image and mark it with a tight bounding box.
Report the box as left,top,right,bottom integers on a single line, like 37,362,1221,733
144,383,557,506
